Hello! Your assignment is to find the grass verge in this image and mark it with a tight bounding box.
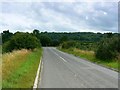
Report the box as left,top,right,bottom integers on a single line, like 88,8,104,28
2,48,42,88
0,45,1,89
58,48,118,71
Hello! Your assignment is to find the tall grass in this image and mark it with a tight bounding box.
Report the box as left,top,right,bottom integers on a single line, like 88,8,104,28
0,45,2,89
2,48,42,88
59,48,118,71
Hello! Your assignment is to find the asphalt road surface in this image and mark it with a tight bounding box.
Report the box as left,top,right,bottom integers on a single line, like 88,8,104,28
38,47,118,88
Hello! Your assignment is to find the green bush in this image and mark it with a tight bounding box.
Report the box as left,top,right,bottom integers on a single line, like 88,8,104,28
61,41,77,49
95,36,120,60
61,40,96,51
75,42,97,51
3,32,40,53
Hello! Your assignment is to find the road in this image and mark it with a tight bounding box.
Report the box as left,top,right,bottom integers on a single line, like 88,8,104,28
38,47,118,88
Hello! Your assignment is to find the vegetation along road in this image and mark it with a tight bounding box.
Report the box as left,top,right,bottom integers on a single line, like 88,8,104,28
2,30,119,88
38,47,118,88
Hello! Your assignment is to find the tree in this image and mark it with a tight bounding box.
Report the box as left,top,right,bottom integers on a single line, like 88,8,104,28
104,32,113,38
51,40,60,46
39,35,52,46
60,36,68,43
2,30,13,43
33,29,40,39
3,32,40,53
33,29,39,35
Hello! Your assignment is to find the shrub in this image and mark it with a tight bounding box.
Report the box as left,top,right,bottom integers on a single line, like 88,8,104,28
61,41,77,49
3,32,40,53
95,36,120,60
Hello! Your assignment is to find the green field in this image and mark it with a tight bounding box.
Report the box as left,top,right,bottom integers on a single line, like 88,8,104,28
2,48,42,88
59,48,118,71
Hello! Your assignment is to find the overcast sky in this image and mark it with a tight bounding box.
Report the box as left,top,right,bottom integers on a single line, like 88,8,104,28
0,0,118,33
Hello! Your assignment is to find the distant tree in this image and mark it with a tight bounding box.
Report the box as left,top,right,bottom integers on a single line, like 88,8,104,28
33,29,40,35
97,32,102,34
2,30,13,43
51,40,60,46
104,32,113,38
33,29,40,39
39,35,52,46
60,36,68,43
38,32,104,45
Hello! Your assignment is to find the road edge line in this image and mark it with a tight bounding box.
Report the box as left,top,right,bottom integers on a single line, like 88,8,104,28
33,56,42,89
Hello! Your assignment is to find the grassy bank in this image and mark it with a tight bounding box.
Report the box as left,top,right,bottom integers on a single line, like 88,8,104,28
0,45,1,89
2,48,42,88
59,48,118,71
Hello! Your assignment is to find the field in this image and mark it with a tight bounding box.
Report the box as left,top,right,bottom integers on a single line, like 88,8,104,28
2,48,42,88
59,48,118,71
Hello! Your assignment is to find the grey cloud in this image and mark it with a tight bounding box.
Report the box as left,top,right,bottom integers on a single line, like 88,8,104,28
0,2,118,33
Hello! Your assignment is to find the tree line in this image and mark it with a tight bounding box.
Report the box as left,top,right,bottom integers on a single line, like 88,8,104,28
2,29,120,61
2,29,107,47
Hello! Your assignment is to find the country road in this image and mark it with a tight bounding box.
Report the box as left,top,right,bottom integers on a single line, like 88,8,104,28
38,47,118,88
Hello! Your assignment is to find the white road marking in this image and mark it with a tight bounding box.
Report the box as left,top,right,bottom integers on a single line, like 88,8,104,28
39,61,44,88
59,56,67,62
33,57,42,89
50,49,67,63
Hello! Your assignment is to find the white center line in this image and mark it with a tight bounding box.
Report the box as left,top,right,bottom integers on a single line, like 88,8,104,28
50,49,67,63
59,56,67,62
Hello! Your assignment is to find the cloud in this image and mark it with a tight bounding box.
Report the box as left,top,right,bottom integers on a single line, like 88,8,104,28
0,1,118,33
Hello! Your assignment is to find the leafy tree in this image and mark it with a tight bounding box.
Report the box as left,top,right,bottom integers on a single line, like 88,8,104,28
33,29,40,39
39,35,52,46
104,32,113,38
3,32,40,53
2,30,13,43
33,29,39,35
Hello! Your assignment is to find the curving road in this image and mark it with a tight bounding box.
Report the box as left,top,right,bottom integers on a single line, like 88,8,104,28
38,47,118,88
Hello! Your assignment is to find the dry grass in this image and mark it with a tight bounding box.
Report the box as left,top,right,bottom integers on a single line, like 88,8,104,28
73,48,94,56
2,49,30,80
0,45,1,88
2,48,42,88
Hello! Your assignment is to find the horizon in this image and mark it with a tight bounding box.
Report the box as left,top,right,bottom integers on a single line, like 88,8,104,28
1,29,118,34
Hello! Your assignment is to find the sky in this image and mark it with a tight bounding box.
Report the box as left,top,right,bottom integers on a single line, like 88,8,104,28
0,0,118,33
